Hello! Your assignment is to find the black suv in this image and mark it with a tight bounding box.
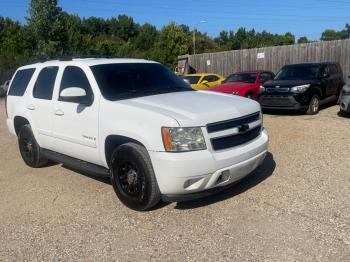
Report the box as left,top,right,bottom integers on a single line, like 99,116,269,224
259,62,344,114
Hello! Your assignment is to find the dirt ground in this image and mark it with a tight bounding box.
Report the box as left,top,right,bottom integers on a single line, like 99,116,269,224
0,98,349,261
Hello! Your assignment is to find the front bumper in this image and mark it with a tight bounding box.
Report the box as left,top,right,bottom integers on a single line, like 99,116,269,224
259,95,307,110
149,129,268,199
339,93,350,112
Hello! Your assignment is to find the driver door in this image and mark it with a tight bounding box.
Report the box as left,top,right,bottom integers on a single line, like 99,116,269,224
52,65,100,165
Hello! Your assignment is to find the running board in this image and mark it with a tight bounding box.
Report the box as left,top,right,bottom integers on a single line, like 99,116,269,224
320,95,337,105
41,149,111,178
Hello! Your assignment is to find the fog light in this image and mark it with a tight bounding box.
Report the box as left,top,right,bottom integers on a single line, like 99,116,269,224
217,170,231,184
184,177,202,189
340,102,347,110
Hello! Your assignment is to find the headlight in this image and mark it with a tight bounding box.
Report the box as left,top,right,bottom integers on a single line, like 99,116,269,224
290,84,310,93
259,85,265,94
342,85,350,94
162,127,206,152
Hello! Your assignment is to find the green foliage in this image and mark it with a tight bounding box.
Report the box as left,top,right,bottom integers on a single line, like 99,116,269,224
27,0,61,40
214,28,295,50
154,22,188,67
297,36,310,44
320,29,348,41
0,0,348,71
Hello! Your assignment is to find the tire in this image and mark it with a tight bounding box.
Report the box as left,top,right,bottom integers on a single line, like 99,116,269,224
110,143,161,211
18,124,48,168
245,92,253,99
306,95,320,115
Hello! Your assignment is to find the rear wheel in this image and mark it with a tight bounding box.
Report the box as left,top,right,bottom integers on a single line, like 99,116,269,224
306,95,320,115
110,143,161,211
18,124,48,168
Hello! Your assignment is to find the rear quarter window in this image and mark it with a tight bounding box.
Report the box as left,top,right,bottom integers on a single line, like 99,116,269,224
8,68,36,97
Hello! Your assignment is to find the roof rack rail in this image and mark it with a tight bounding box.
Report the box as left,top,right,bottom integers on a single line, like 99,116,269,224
58,55,120,61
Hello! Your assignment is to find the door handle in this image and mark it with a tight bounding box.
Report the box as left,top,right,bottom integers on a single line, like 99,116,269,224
27,104,35,110
54,109,64,116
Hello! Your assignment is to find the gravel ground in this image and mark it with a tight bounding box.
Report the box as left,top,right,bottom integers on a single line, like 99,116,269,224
0,98,349,261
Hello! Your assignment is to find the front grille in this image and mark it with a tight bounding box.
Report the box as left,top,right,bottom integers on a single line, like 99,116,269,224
211,126,261,151
206,112,260,133
266,87,290,92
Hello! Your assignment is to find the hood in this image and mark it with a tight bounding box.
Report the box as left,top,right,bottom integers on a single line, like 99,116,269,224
263,79,319,87
122,91,261,126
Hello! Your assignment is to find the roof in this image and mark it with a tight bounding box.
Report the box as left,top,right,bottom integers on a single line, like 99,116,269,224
18,58,158,70
283,62,339,67
183,73,222,77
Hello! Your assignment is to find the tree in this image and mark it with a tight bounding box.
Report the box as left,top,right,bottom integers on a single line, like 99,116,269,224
297,36,310,44
27,0,61,40
133,23,158,51
320,29,347,41
109,15,138,41
155,22,188,67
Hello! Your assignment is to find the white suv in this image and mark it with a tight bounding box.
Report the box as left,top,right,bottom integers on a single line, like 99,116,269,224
6,58,268,210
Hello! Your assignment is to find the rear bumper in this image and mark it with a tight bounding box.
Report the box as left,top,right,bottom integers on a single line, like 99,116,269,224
149,129,268,197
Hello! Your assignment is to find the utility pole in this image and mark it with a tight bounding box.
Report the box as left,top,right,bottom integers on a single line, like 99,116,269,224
193,20,206,55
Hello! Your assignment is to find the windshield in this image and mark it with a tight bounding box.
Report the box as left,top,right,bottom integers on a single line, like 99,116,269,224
91,63,194,100
275,65,320,80
181,75,201,84
223,73,257,83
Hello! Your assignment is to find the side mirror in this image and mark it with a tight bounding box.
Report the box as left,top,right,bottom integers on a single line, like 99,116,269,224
60,87,92,105
320,73,330,79
201,80,209,86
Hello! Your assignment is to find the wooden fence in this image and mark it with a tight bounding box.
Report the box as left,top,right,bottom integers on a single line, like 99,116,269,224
178,39,350,79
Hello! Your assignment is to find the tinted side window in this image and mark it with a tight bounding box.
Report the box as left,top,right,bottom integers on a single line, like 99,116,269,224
33,67,59,100
203,75,219,82
8,68,35,96
329,65,339,75
60,66,92,97
260,73,273,82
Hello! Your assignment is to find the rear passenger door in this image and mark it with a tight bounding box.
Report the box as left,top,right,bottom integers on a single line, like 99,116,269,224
29,66,58,149
319,65,332,97
52,65,100,165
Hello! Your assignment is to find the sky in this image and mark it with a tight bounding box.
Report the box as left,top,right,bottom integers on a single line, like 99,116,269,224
0,0,349,40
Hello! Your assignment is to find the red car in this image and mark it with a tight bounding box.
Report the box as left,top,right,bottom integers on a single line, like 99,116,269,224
208,71,275,99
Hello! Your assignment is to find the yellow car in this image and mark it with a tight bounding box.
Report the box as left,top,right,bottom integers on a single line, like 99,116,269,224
181,73,225,90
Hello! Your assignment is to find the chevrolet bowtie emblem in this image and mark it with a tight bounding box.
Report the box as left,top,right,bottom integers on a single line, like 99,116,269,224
238,124,250,133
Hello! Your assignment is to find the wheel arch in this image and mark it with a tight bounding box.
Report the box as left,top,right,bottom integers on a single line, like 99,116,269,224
14,116,30,136
312,85,323,98
104,135,146,167
245,90,254,97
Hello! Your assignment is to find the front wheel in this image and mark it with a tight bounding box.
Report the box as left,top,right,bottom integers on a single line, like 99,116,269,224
245,92,253,99
306,95,320,115
110,143,161,211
